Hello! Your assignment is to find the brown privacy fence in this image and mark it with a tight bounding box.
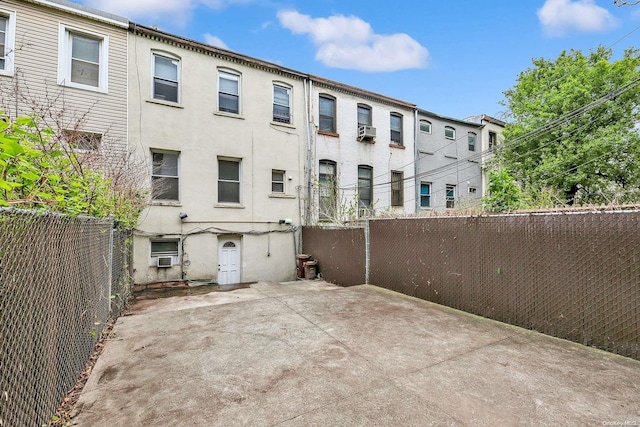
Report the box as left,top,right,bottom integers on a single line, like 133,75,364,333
0,209,133,426
302,226,366,286
303,210,640,360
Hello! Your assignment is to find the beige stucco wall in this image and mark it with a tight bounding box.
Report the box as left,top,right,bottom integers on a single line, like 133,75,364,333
310,83,416,220
129,31,305,284
0,0,128,145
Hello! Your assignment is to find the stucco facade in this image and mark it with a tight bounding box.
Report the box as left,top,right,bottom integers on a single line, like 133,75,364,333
308,77,417,222
416,110,484,211
0,0,128,149
129,25,306,285
465,114,506,194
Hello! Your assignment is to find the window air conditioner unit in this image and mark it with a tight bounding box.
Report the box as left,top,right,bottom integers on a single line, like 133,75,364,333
157,256,173,268
358,125,376,142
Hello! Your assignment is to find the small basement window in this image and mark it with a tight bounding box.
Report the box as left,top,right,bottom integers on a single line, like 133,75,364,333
150,240,179,257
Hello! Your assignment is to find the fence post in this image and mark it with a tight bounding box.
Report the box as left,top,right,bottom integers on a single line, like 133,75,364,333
365,218,370,284
107,223,114,314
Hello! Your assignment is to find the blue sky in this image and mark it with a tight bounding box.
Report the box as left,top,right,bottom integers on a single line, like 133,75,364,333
80,0,640,120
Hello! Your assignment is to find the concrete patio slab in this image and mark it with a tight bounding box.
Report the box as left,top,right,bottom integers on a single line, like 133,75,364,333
71,281,640,426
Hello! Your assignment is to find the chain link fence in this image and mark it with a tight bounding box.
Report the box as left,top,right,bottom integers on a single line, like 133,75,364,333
303,210,640,360
0,209,133,426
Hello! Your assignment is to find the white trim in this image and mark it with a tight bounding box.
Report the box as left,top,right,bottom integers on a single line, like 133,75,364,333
33,0,128,28
57,24,109,93
0,9,16,77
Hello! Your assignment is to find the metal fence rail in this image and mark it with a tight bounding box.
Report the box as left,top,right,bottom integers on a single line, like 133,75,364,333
303,210,640,360
0,209,133,426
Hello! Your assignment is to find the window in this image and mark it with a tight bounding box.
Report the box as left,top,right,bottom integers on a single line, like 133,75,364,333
218,158,241,203
358,165,373,213
218,70,240,114
390,113,403,145
151,240,179,257
272,169,285,193
273,84,291,123
391,171,404,206
151,150,179,201
357,104,372,128
420,182,431,208
419,120,431,134
468,132,477,151
319,160,336,219
445,126,455,140
446,185,455,209
319,95,336,133
62,129,102,151
58,25,108,91
153,52,179,103
489,131,497,150
468,187,478,194
0,10,16,76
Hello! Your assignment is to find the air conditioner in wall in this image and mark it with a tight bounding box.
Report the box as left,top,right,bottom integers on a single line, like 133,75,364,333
157,256,173,268
358,125,376,142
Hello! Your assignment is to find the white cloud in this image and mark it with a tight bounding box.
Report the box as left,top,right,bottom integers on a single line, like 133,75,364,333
538,0,619,36
277,10,428,72
203,33,229,49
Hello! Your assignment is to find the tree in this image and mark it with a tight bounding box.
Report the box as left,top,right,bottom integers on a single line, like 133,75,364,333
0,115,148,228
495,46,640,206
483,169,522,212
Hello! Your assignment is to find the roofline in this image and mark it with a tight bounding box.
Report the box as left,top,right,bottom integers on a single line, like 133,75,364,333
28,0,129,28
480,114,506,127
311,75,416,110
130,23,417,109
131,23,309,80
418,109,484,128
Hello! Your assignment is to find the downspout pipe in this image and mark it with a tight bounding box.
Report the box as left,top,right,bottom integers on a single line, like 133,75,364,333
414,108,420,213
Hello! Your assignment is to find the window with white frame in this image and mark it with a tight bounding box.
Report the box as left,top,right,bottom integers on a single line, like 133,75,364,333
153,52,180,103
319,94,336,133
218,69,240,114
0,10,16,76
390,113,403,145
273,83,291,123
62,129,102,151
58,25,108,91
420,182,431,208
272,169,285,193
444,126,455,140
151,150,179,201
218,158,241,203
419,120,431,133
446,184,455,208
357,104,372,128
358,165,373,215
468,132,477,151
319,160,337,220
391,171,404,206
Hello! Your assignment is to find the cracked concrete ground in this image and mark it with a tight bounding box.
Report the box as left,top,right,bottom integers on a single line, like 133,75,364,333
71,281,640,426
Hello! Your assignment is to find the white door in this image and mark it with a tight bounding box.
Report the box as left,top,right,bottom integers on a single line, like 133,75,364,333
218,238,240,285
